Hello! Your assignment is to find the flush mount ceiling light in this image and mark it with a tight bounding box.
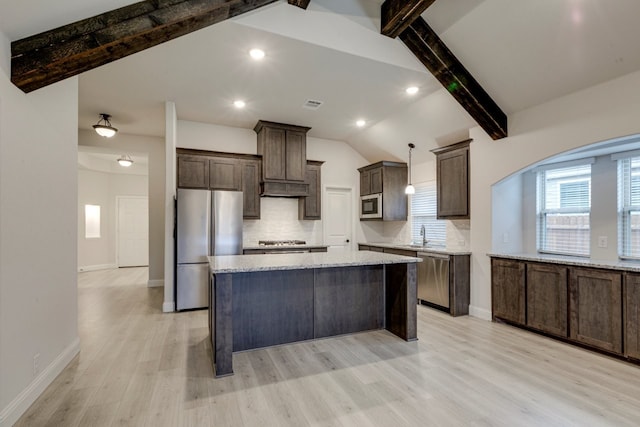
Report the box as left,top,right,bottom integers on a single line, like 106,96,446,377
117,154,133,167
233,100,246,109
356,119,366,128
405,143,416,195
249,48,265,60
93,113,118,138
406,86,420,95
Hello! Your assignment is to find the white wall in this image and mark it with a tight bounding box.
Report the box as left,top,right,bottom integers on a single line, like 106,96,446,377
78,130,165,283
470,69,640,320
77,169,148,270
0,29,79,426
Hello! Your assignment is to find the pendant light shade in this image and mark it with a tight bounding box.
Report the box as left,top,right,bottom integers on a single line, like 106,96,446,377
117,154,133,167
93,113,118,138
405,143,416,194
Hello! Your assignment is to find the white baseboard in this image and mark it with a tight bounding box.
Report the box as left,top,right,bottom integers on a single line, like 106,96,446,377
0,337,80,427
147,279,164,288
77,263,116,272
163,301,175,313
469,305,492,321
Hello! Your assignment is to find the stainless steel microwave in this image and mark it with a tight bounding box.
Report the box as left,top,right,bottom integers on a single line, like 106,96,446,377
360,193,383,219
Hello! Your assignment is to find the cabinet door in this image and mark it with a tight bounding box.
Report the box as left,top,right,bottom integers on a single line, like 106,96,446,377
624,273,640,360
285,130,306,182
491,258,525,325
360,170,371,196
370,167,383,194
437,146,469,219
177,155,209,189
299,163,321,220
209,158,241,190
241,160,261,219
569,267,622,354
526,263,568,337
262,127,286,180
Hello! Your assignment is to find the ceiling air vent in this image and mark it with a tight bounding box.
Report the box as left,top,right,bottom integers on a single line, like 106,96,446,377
303,99,324,110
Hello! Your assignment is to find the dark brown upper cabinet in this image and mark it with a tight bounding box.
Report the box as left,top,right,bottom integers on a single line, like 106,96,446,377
255,120,311,196
358,161,408,221
299,161,324,220
431,139,471,220
176,149,261,219
177,155,209,189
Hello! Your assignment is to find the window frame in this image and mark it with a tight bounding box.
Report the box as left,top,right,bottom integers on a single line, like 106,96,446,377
536,163,592,257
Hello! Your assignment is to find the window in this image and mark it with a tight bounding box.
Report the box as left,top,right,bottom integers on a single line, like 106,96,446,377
411,182,446,245
537,164,591,256
85,204,101,238
617,157,640,258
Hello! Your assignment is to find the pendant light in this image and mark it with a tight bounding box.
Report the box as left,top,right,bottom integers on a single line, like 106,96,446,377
405,143,416,195
117,154,133,167
93,113,118,138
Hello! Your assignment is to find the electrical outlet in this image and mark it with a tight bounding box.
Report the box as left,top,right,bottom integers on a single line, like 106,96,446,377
598,236,608,248
33,353,40,376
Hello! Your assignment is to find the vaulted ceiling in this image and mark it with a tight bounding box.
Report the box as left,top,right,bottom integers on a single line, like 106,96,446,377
3,0,640,165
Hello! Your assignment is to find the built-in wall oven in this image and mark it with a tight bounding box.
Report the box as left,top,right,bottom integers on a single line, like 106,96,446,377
360,193,383,219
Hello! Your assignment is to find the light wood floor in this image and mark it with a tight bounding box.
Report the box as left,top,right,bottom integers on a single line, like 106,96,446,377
15,267,640,426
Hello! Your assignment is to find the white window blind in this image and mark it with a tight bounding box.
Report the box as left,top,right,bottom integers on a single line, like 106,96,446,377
536,164,591,256
411,182,446,244
617,157,640,258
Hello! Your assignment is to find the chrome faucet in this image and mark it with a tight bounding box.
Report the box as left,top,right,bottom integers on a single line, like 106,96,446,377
420,225,427,246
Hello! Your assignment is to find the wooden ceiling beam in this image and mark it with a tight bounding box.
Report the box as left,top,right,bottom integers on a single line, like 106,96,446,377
399,17,508,139
288,0,311,9
381,0,436,39
11,0,278,93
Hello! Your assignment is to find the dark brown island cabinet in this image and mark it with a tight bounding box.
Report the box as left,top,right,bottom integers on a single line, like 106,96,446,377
491,256,640,362
358,161,408,221
359,244,470,317
176,149,261,219
431,139,471,220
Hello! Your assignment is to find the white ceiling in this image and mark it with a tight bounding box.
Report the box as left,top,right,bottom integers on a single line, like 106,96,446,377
3,0,640,165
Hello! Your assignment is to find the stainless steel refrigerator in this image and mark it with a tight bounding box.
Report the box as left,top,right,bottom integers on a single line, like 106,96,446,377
176,189,243,311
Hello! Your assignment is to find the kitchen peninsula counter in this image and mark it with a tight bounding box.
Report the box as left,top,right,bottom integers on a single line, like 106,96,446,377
208,251,419,377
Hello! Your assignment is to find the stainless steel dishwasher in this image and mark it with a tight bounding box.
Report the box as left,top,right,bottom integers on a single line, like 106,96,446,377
417,252,450,309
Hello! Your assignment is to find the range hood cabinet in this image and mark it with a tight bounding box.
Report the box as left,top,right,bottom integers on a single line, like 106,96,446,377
255,120,311,197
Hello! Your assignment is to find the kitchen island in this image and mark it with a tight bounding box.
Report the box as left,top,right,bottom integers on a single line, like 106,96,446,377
208,251,419,377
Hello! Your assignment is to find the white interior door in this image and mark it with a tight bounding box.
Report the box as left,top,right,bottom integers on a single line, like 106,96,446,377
117,196,149,267
324,187,352,251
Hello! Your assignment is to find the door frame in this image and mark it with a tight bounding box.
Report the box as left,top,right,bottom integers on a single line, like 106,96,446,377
116,195,149,267
323,186,354,251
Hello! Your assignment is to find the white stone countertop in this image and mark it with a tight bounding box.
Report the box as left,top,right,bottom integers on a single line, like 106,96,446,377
208,251,420,274
488,252,640,272
359,242,471,256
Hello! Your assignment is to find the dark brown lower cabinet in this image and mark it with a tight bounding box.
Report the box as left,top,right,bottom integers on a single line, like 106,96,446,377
569,267,622,354
624,273,640,360
526,263,568,338
491,258,525,325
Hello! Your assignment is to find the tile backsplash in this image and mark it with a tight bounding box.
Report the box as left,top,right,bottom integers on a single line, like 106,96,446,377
243,197,322,246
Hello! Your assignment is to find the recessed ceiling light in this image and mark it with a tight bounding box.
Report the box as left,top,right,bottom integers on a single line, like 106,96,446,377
249,48,265,60
356,119,366,127
406,86,419,95
233,100,246,109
